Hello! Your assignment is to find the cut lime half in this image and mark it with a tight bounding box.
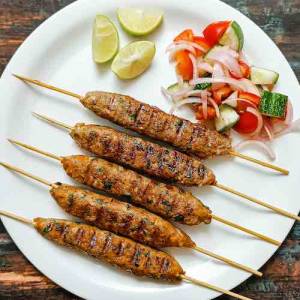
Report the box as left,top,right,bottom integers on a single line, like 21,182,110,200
111,41,156,79
117,8,163,36
92,15,119,63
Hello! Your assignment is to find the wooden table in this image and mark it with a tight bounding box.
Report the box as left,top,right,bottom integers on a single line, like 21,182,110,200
0,0,299,299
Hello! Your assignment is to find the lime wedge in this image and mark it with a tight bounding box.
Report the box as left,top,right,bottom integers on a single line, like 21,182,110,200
111,41,155,79
117,8,163,36
92,15,119,63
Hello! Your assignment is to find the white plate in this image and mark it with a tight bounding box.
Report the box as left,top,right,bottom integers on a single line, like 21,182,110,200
0,0,299,299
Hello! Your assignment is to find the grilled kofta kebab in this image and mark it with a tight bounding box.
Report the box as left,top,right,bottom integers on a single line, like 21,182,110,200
32,113,300,222
0,211,251,300
13,74,288,175
0,162,261,276
8,139,281,246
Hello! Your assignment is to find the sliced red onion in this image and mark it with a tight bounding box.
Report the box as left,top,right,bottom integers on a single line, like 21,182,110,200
173,41,209,53
208,97,220,118
190,77,245,90
239,79,261,96
274,118,300,137
169,97,202,114
207,48,242,77
200,91,208,119
189,53,198,82
246,107,264,136
168,44,196,62
185,90,204,97
234,140,276,161
197,61,214,74
263,119,274,141
212,63,226,90
222,91,239,107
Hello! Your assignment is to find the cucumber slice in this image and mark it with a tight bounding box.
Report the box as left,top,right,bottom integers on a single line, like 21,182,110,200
167,82,189,93
259,91,288,118
219,21,244,51
215,104,240,132
250,67,279,85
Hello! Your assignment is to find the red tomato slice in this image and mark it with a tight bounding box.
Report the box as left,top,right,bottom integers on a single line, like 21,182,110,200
193,36,211,57
236,92,260,113
212,86,232,104
174,29,194,42
195,105,216,120
175,50,193,80
239,61,250,78
229,61,249,79
203,21,231,47
239,92,261,106
234,111,258,134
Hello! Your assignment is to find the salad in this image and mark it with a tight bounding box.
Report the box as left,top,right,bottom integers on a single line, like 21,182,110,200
162,21,299,159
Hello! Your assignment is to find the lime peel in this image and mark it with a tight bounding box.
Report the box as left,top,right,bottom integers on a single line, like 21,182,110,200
117,8,163,36
92,15,119,63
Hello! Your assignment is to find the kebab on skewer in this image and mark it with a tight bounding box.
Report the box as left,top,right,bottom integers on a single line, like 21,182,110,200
0,161,261,276
0,210,252,300
32,112,300,222
13,74,288,175
9,138,281,246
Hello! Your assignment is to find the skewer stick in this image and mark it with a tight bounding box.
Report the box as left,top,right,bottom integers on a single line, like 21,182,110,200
181,275,252,300
215,183,300,222
0,162,52,187
193,246,262,277
0,210,251,300
14,74,289,175
212,215,280,246
8,139,62,161
229,150,289,175
13,74,82,100
0,162,261,277
8,139,279,246
0,210,32,225
29,113,298,225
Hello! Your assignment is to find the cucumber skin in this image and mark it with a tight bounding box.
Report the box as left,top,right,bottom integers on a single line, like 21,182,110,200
259,91,288,118
219,21,244,51
231,21,244,51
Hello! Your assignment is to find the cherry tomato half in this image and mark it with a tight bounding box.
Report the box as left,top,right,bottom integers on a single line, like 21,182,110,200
193,36,211,56
174,29,194,42
234,111,258,134
236,92,261,113
239,61,250,78
239,92,261,106
229,61,250,79
175,50,193,81
212,85,232,104
203,21,231,47
195,105,216,120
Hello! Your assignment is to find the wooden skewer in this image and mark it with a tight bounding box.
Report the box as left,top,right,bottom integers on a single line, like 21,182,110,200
0,161,262,277
181,275,252,300
212,215,280,246
0,210,251,300
229,150,289,175
8,139,279,247
29,113,297,227
0,210,32,225
13,74,289,175
215,183,300,222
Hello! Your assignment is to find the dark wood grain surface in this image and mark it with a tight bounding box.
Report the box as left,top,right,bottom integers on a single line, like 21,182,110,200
0,0,299,299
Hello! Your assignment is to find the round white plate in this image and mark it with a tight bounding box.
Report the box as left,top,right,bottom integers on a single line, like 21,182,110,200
0,0,299,299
